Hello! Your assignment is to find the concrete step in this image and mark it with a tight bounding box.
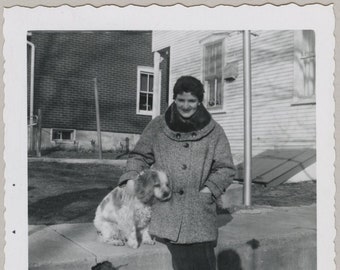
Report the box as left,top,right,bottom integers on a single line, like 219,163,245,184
29,205,316,270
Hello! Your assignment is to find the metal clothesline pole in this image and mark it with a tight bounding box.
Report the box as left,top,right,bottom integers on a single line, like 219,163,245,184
243,30,252,206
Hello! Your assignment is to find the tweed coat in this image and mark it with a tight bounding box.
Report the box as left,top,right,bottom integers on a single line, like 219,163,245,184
119,115,235,243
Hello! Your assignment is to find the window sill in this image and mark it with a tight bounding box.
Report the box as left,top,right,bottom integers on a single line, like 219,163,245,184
136,111,153,116
207,108,226,115
291,97,316,106
52,140,75,144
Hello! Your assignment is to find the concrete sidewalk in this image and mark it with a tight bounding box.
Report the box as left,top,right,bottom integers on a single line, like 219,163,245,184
29,204,316,270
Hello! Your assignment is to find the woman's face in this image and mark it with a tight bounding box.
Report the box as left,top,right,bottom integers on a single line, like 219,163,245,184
175,92,199,119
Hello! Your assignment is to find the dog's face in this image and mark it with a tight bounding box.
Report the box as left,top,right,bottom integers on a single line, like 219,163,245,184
134,170,172,203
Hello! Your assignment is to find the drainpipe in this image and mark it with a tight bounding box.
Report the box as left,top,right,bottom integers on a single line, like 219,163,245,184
243,30,252,206
153,51,161,118
27,36,35,151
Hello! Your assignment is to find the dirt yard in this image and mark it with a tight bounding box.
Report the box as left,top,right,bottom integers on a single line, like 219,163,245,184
28,161,316,225
31,148,129,160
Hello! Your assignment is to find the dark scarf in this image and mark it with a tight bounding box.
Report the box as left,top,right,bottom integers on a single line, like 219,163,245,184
164,102,211,132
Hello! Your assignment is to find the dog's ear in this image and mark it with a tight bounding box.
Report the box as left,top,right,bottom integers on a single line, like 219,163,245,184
134,170,157,203
125,180,135,195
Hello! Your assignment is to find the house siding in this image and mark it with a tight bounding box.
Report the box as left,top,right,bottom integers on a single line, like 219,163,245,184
28,31,154,135
152,30,316,159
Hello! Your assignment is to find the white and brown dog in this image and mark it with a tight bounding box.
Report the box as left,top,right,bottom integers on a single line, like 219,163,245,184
94,169,171,248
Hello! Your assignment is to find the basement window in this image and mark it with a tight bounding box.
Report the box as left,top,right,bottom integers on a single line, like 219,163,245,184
51,129,76,142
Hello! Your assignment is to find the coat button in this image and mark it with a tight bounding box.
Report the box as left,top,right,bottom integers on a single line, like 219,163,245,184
179,189,184,195
181,164,187,170
183,143,189,148
176,133,181,139
192,132,197,138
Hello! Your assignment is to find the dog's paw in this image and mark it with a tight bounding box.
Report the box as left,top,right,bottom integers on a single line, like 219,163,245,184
107,239,125,246
142,238,156,245
126,238,139,249
99,237,125,246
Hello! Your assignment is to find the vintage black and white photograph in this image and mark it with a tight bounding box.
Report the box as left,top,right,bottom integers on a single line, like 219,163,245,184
3,5,335,270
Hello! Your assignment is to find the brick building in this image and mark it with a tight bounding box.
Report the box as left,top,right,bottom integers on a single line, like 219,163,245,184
27,31,167,151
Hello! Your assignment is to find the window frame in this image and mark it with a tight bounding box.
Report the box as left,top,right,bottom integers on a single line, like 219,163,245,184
292,30,316,106
201,38,225,111
136,66,155,115
50,128,76,143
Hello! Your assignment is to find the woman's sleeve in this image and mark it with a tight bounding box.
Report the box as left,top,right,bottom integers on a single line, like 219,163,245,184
118,118,158,185
204,126,236,199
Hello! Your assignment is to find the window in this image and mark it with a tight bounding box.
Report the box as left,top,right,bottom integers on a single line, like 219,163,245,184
137,66,154,115
51,129,75,142
293,30,316,104
203,41,223,109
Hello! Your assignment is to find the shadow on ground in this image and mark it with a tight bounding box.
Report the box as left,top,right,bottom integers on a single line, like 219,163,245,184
28,161,316,225
29,187,111,225
217,239,260,270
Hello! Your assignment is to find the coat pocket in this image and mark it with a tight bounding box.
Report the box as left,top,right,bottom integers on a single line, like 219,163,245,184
185,192,217,240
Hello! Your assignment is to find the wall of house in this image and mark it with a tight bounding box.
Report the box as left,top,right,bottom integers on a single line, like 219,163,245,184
37,128,141,151
28,31,154,137
152,30,316,161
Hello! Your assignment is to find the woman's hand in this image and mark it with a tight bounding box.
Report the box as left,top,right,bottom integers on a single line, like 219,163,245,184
199,186,212,194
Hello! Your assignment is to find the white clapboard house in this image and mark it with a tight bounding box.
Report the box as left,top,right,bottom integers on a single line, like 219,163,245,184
151,30,316,186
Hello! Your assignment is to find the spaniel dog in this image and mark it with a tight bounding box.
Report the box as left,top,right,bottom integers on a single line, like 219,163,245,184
94,169,171,249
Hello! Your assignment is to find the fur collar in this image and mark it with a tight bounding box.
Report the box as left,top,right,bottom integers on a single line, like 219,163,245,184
164,102,211,132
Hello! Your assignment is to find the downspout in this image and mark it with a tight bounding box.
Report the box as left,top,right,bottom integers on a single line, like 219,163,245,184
27,35,35,150
152,51,161,118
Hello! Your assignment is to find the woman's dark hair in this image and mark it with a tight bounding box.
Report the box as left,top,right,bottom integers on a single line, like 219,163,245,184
173,76,204,102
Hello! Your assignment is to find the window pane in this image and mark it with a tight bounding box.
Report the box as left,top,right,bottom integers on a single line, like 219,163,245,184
62,131,72,140
301,30,315,98
52,130,61,140
205,79,222,107
209,45,215,76
141,73,148,92
208,80,215,107
149,75,154,92
303,57,315,97
303,30,315,55
139,93,147,111
215,45,222,75
216,79,222,105
148,94,153,111
205,42,222,80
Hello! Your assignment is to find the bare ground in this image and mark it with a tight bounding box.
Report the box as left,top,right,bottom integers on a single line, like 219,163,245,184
28,161,316,225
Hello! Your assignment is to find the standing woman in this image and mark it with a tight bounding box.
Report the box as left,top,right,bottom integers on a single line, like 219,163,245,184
119,76,235,270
